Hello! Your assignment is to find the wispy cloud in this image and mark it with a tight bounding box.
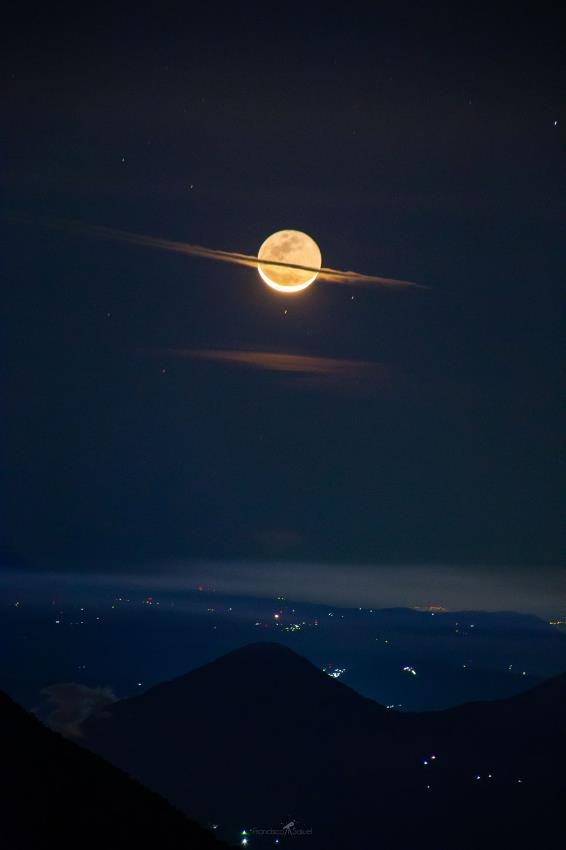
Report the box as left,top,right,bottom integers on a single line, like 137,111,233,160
51,221,424,289
8,562,563,618
42,683,117,738
168,348,393,395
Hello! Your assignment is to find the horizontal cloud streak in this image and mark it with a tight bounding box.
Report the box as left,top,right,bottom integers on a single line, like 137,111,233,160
165,348,392,395
4,562,563,618
185,349,382,375
57,221,424,289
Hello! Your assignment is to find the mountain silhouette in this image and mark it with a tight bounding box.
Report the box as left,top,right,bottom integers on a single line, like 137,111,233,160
82,642,565,848
0,690,228,850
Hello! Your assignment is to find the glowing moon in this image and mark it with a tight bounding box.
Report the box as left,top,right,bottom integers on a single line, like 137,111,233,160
257,230,322,293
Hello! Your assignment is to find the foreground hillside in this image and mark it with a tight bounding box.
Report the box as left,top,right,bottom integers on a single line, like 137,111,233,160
0,691,228,850
84,642,566,849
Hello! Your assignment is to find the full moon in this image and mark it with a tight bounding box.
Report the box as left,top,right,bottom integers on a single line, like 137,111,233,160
257,230,322,293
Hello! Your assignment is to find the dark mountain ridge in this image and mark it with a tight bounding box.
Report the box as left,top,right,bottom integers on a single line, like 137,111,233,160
83,642,566,848
0,690,228,850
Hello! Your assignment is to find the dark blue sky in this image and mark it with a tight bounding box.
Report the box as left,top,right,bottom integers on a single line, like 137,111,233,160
2,4,563,579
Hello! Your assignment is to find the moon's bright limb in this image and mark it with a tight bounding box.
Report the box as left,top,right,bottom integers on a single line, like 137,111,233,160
257,230,322,293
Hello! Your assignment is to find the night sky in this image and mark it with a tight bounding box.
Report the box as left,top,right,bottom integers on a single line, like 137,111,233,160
3,5,564,597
